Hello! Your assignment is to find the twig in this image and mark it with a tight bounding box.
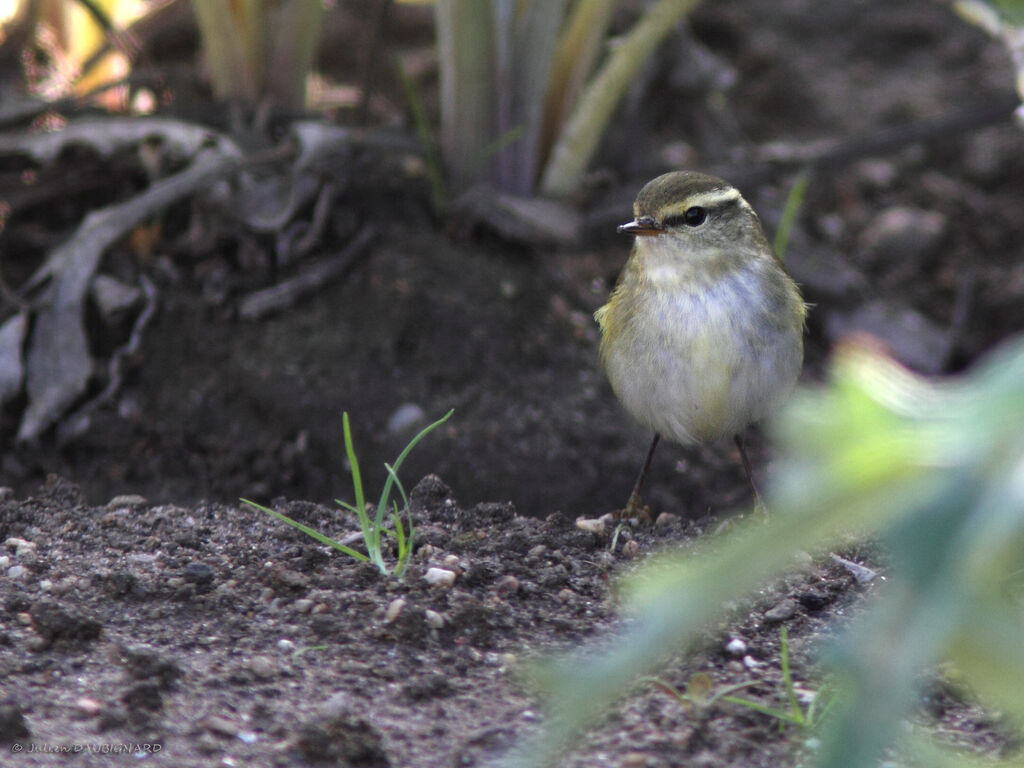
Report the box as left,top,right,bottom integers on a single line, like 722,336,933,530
238,224,377,319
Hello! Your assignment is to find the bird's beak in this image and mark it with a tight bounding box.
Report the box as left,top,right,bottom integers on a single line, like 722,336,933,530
617,216,662,236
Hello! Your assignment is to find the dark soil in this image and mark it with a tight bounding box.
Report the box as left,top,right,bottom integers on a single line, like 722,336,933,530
2,0,1024,765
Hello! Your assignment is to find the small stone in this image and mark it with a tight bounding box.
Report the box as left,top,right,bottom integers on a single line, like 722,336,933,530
441,554,462,571
763,599,799,623
654,512,679,527
860,206,946,264
494,575,520,598
575,516,606,535
423,567,456,588
743,655,764,670
621,752,654,767
293,599,314,614
725,637,747,657
5,537,35,551
384,599,406,623
386,403,426,435
424,610,445,629
182,562,214,585
248,655,278,680
106,494,148,508
203,714,238,737
620,540,641,558
277,639,296,652
73,697,103,718
556,588,576,603
0,556,9,570
7,565,27,580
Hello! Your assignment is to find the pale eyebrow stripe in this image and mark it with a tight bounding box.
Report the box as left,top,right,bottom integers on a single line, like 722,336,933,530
659,187,741,217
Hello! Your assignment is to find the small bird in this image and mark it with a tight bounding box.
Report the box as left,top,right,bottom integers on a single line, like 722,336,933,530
595,171,806,514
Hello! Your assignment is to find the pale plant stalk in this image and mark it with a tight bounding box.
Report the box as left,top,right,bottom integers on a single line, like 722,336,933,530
537,0,617,177
435,0,495,190
493,0,569,194
191,0,322,107
540,0,702,197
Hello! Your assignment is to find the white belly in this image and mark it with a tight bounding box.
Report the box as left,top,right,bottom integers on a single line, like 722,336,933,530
601,273,803,444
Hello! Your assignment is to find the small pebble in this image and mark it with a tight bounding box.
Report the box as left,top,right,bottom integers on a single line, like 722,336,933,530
860,206,946,263
725,637,747,657
384,599,406,623
73,697,103,718
620,540,641,558
387,403,426,435
5,537,35,552
424,610,445,629
7,565,27,580
575,516,606,535
763,598,798,623
203,714,238,737
0,556,9,570
293,599,314,614
182,562,214,585
276,639,296,652
655,512,679,527
248,655,278,680
743,655,764,670
494,575,520,598
423,567,456,588
106,494,148,508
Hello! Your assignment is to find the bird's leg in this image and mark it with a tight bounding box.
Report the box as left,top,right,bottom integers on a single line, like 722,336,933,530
734,434,767,513
621,433,660,520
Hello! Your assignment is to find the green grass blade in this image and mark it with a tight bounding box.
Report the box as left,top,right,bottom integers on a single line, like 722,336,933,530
343,412,377,562
375,409,453,527
396,54,448,212
721,696,802,725
773,171,810,261
779,627,803,723
242,499,370,562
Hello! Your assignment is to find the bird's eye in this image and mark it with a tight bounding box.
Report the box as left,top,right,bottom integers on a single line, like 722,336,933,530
664,207,708,228
682,206,707,226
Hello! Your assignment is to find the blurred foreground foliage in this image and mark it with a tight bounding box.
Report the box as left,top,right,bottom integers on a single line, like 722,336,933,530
506,335,1024,768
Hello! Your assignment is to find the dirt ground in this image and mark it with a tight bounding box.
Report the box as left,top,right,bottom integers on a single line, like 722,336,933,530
2,0,1023,765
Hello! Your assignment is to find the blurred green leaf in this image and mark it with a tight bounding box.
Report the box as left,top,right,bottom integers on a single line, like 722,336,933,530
505,335,1024,768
